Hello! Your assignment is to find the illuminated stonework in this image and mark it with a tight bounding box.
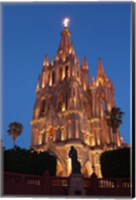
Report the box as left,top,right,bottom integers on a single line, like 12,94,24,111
31,24,125,177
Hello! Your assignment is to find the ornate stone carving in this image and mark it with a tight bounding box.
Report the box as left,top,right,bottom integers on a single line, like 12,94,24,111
30,23,125,177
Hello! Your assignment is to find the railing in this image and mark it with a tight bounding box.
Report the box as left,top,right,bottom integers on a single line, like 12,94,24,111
4,172,22,183
25,176,41,186
4,171,131,196
5,172,42,186
51,177,69,187
98,178,131,189
83,178,91,188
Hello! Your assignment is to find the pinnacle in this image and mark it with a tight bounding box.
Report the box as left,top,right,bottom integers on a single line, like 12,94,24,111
82,56,88,70
90,76,95,87
57,26,76,62
43,54,49,67
97,58,107,80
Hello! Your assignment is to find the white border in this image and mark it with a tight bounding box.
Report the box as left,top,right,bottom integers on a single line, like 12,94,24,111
0,1,135,200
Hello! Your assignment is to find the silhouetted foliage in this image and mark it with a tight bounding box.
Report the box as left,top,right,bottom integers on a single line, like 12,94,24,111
4,146,57,176
105,107,124,149
7,122,23,147
105,107,124,133
100,147,130,178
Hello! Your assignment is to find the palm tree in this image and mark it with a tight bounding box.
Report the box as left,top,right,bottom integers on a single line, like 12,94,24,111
105,107,124,149
7,122,23,147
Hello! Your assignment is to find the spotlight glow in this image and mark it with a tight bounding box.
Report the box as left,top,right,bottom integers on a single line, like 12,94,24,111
63,18,70,27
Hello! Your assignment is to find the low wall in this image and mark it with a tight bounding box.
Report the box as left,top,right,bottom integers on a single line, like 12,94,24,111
3,171,131,197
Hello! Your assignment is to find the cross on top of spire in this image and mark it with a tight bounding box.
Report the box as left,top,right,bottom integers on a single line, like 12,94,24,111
63,18,70,28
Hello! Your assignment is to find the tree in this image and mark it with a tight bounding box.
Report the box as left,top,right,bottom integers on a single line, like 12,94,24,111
7,122,23,147
4,147,57,176
100,147,130,178
105,107,124,149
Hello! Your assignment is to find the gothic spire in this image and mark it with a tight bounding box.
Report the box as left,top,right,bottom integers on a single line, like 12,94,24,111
57,18,76,61
90,76,95,87
96,57,107,80
43,54,49,68
82,56,88,70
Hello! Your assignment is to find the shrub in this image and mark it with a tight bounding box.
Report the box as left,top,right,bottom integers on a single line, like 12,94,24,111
4,146,57,176
100,147,130,178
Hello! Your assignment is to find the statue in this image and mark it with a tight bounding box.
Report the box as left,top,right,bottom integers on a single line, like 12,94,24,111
68,146,81,175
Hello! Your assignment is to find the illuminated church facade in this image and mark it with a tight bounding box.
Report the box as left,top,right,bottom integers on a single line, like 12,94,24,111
30,19,125,177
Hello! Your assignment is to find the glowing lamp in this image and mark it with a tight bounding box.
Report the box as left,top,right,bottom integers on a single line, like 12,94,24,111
63,18,70,28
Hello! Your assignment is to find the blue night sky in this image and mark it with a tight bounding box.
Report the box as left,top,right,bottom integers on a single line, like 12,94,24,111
2,2,132,149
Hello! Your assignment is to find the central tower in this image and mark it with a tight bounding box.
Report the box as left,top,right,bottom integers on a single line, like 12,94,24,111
31,19,124,177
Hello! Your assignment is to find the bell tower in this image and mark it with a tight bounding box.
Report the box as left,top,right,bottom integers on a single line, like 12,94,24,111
30,18,125,177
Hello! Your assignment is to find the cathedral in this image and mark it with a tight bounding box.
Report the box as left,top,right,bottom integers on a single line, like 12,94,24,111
30,19,125,177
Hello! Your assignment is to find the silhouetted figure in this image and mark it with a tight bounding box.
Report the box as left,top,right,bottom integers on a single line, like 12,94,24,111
69,146,81,174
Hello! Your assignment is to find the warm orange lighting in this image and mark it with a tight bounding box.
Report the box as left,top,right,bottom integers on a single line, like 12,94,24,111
56,160,63,176
67,158,72,176
31,21,125,178
39,129,45,134
107,104,111,111
47,126,55,140
97,138,100,145
69,47,72,54
96,81,99,86
98,77,104,85
90,137,95,146
62,103,65,112
59,50,63,54
62,56,66,62
83,83,87,91
49,74,52,86
38,134,42,145
42,81,45,88
85,134,90,145
43,59,49,67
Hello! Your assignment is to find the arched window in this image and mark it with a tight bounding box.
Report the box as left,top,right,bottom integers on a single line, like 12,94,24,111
41,130,45,144
56,128,61,141
40,99,46,116
50,96,53,104
103,100,107,113
73,87,76,96
49,72,52,86
52,71,55,85
58,94,63,111
59,67,63,81
48,73,50,85
58,101,62,111
65,65,69,78
65,93,68,110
